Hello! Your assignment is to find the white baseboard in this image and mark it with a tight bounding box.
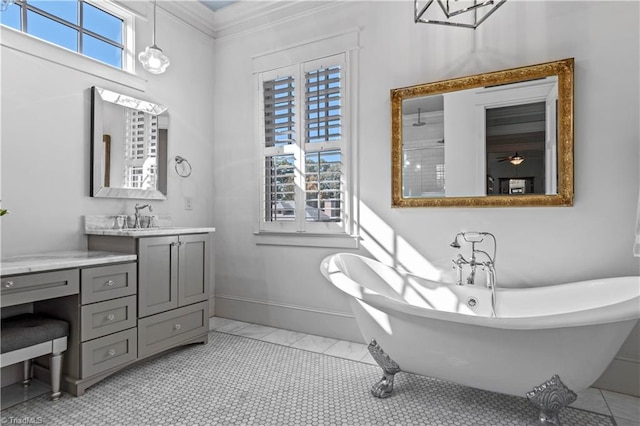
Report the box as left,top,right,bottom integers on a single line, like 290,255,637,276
213,294,362,342
593,355,640,397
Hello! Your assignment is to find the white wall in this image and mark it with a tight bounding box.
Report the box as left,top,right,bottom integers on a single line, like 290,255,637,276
1,0,637,396
212,1,639,394
0,1,217,257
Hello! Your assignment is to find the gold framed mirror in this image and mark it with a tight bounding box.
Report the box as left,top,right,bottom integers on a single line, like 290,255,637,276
391,58,574,207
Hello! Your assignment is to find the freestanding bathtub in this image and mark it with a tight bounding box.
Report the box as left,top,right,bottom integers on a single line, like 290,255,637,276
320,253,640,425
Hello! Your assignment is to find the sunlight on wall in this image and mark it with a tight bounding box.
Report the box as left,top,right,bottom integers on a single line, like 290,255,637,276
358,201,443,281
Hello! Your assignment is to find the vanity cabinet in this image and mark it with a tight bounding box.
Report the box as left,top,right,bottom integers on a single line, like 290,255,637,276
35,261,138,396
136,234,209,357
138,234,209,318
1,242,210,397
88,232,211,360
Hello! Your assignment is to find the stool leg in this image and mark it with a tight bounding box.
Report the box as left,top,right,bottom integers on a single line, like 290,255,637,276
49,352,63,400
22,360,32,387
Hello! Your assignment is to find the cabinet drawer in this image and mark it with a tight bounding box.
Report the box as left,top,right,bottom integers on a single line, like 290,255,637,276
81,328,137,378
1,269,79,308
80,295,137,342
137,301,208,358
81,263,136,304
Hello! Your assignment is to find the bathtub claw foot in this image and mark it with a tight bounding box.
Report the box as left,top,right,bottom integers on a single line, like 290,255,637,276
526,374,577,426
368,339,401,398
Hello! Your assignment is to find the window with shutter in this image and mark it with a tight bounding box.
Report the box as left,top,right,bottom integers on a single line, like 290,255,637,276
258,53,352,238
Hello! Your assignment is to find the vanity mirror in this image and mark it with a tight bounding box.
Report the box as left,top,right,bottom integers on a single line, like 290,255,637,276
91,86,168,199
391,58,573,207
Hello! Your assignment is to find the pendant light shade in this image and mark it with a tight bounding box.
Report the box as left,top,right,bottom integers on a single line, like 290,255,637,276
138,0,169,74
139,45,170,74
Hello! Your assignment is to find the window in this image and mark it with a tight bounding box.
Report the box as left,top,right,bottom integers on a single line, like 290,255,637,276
258,52,353,239
1,0,128,69
124,109,158,190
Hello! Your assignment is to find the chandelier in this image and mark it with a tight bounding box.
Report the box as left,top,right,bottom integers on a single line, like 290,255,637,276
414,0,507,29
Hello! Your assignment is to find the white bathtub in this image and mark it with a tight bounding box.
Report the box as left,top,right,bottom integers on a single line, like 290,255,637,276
320,253,640,403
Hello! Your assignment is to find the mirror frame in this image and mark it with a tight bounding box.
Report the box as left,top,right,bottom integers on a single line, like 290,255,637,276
90,86,168,200
391,58,574,207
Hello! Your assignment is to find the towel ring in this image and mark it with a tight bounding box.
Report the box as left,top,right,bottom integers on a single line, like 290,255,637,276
175,156,192,178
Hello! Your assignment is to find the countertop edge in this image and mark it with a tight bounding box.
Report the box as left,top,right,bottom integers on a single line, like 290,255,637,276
85,227,216,237
1,251,138,276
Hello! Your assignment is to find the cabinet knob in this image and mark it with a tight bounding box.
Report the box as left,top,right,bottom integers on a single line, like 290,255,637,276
3,281,14,288
106,280,116,287
107,314,116,321
174,324,181,330
107,349,117,356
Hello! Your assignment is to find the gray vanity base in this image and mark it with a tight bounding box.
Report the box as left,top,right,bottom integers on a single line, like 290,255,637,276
34,333,209,396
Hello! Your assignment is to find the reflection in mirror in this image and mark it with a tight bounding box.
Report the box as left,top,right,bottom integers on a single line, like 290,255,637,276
392,58,573,207
91,86,168,199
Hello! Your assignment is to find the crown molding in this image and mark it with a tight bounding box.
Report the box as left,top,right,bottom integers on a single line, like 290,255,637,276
150,1,339,40
159,0,219,38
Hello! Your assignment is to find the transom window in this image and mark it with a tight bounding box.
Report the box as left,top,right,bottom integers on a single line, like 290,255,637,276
1,0,128,69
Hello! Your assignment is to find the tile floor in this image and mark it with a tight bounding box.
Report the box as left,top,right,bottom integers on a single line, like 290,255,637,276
1,316,638,425
211,317,640,426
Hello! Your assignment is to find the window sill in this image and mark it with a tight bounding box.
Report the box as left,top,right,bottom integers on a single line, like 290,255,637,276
1,26,146,91
254,232,360,249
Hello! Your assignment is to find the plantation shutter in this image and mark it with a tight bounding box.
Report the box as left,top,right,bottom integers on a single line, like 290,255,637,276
303,60,344,224
262,72,297,224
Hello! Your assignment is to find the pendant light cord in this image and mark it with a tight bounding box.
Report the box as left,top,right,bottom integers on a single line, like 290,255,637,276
152,0,157,46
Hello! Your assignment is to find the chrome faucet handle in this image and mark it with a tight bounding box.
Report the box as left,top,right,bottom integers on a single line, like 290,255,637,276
116,215,129,230
451,259,463,285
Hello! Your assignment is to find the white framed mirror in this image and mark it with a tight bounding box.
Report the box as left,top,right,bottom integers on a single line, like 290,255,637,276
90,86,168,200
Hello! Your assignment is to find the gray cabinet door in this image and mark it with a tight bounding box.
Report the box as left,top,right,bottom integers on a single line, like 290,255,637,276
138,236,179,317
178,234,210,307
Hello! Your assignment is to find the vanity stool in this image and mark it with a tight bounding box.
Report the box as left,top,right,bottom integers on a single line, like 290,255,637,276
1,313,69,400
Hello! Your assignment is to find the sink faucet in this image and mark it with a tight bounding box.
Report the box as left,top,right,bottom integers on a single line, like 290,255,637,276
134,203,153,229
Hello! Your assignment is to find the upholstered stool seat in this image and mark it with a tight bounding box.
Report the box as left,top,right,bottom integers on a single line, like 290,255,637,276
1,313,69,400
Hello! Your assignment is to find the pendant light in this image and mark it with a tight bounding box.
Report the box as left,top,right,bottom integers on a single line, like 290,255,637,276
138,0,170,74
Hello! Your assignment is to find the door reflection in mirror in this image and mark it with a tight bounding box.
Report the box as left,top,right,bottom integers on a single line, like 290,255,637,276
486,101,548,195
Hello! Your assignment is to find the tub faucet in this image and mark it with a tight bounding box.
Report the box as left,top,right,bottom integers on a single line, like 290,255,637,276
450,231,498,317
450,232,497,288
134,203,153,229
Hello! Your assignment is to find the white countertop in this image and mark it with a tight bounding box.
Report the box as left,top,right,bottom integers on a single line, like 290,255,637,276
1,251,137,276
84,227,216,237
